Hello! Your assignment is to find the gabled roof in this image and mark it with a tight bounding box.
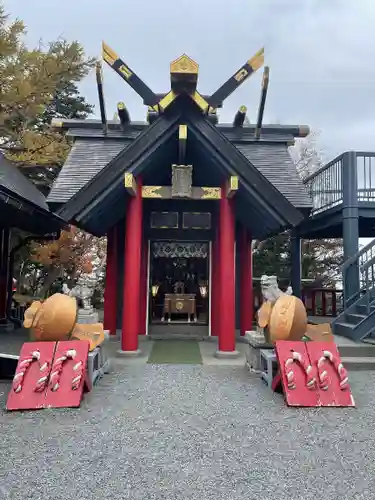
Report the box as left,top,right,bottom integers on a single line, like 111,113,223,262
47,139,129,204
0,154,66,234
234,142,311,209
48,121,312,209
58,102,182,224
56,96,305,238
0,153,49,210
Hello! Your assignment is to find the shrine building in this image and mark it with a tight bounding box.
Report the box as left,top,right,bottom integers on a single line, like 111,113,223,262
47,43,312,356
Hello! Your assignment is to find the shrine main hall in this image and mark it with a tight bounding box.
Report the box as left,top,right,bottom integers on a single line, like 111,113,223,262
47,43,311,357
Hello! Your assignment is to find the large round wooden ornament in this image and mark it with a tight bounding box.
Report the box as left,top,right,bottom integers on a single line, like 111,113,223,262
268,295,307,343
24,293,78,342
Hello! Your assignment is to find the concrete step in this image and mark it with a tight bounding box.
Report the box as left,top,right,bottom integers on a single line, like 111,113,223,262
341,356,375,371
337,342,375,358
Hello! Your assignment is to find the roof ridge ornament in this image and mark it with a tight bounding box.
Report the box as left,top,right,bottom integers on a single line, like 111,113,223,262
101,41,264,119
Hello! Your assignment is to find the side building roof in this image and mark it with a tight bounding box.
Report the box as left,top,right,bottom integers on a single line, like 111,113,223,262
0,154,66,234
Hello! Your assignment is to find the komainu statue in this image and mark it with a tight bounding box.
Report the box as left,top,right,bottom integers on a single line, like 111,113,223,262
62,255,106,323
257,275,307,344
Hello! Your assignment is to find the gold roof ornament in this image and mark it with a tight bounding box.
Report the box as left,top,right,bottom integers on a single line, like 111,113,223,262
170,54,199,75
170,54,199,92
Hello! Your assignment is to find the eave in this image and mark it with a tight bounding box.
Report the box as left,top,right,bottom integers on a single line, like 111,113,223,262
0,186,66,235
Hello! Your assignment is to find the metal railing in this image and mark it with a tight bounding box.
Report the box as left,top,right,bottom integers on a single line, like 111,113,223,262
304,152,375,216
304,154,343,214
356,152,375,202
253,287,343,317
341,237,375,308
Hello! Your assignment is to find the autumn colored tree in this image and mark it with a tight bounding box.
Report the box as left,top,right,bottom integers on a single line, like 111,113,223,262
0,4,95,187
29,227,106,297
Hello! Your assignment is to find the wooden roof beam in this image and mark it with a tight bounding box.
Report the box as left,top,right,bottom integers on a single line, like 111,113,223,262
255,66,270,139
207,48,264,109
233,106,247,128
117,102,130,126
102,41,159,106
96,62,108,135
178,125,187,164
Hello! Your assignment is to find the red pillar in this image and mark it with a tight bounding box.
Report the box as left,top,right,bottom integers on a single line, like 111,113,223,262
240,227,253,335
210,229,219,336
217,186,237,354
139,237,148,335
121,178,143,353
103,224,118,335
0,229,10,324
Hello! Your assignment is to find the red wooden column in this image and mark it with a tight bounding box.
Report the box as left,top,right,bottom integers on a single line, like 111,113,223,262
216,185,238,356
0,229,10,324
139,237,148,335
239,226,253,335
103,224,118,335
210,228,219,336
120,178,143,355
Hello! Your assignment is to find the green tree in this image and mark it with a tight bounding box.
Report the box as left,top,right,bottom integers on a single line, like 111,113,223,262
253,131,343,287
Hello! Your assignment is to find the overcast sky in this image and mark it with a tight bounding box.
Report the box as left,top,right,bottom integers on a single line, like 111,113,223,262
4,0,375,161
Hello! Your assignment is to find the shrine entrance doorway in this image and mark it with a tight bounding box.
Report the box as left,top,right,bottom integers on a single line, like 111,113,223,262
148,241,210,336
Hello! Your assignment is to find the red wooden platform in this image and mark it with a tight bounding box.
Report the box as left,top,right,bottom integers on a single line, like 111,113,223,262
274,341,355,408
6,340,91,411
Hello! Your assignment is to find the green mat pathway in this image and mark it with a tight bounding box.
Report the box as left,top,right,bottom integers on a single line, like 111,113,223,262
147,340,202,364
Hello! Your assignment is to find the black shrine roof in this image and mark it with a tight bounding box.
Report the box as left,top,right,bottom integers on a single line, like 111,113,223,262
48,96,311,239
0,154,66,235
48,120,311,211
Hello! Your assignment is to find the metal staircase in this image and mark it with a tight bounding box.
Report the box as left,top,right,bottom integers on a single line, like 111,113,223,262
333,238,375,341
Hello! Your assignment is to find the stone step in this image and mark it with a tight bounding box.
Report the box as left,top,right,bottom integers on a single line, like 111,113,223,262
341,356,375,371
149,333,207,341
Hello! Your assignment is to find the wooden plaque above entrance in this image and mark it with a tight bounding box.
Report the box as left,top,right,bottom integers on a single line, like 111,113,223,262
150,211,179,229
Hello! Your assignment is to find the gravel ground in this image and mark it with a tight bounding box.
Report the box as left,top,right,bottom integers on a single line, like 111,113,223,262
0,363,374,500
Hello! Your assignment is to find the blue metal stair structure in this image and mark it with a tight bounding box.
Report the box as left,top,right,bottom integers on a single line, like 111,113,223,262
298,151,375,342
332,239,375,341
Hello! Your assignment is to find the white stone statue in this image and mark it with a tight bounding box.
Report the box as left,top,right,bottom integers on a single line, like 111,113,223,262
62,273,98,312
63,255,106,323
260,275,293,304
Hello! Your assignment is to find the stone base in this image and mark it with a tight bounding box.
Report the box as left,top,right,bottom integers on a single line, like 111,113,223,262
0,321,14,332
116,349,142,358
214,349,240,359
244,330,273,373
77,309,99,324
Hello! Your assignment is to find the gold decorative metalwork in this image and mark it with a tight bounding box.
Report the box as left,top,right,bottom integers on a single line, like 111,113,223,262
142,186,163,198
247,48,265,72
191,91,209,113
124,173,134,188
201,187,221,199
158,90,177,112
179,124,187,140
175,301,184,311
170,54,199,75
230,176,239,190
